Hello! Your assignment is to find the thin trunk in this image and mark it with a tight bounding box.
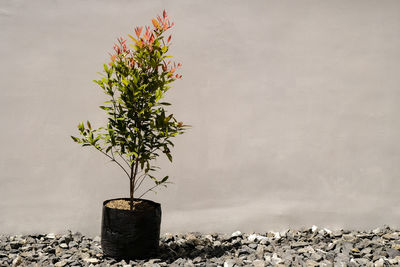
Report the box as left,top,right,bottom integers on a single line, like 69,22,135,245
129,179,134,211
129,160,135,211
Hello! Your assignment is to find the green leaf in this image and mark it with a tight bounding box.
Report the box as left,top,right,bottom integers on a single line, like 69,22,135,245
155,88,162,101
71,136,80,143
132,75,138,85
99,106,111,110
78,122,84,132
126,151,138,158
166,153,172,162
158,102,171,106
104,64,110,74
161,176,169,183
87,121,91,130
164,114,173,123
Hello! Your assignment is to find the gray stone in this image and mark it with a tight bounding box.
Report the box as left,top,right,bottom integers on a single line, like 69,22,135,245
387,248,400,258
248,243,258,249
204,234,213,242
11,255,23,266
252,259,265,267
374,258,385,267
388,256,400,265
68,241,78,247
271,253,283,265
311,252,323,262
256,245,264,259
72,232,83,242
59,243,68,249
54,260,68,267
247,253,257,261
306,259,319,267
291,241,309,248
320,260,334,267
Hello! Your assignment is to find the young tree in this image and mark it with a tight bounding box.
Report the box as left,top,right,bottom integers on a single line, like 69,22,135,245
71,10,187,210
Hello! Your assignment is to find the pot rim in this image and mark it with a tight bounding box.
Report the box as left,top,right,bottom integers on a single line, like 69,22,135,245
103,197,161,212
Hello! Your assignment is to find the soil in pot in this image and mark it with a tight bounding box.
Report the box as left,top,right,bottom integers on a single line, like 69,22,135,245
105,199,155,211
101,198,161,260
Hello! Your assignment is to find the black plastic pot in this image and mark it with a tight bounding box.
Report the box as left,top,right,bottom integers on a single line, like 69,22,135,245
101,198,162,260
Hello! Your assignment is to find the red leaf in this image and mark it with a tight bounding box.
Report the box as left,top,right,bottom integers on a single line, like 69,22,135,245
134,26,143,38
152,18,160,29
149,33,155,43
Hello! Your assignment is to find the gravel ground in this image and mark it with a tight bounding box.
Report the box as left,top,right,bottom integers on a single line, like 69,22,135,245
1,226,400,266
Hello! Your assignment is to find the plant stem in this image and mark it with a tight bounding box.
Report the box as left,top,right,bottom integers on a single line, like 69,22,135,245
138,183,160,199
134,173,146,192
93,146,130,178
129,160,135,211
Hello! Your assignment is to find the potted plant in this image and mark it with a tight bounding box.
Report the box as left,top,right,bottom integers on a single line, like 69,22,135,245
71,10,187,260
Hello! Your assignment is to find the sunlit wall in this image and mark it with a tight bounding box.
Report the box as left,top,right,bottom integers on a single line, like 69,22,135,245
1,0,399,235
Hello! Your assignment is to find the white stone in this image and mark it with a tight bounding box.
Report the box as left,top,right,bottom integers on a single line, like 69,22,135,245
372,227,381,234
280,229,289,237
272,232,281,239
252,259,265,267
213,240,222,246
264,255,271,264
46,233,55,239
256,235,269,244
204,234,213,242
323,228,332,234
12,256,22,266
84,258,100,264
374,258,385,267
54,260,67,267
388,257,400,265
311,225,318,232
248,234,258,242
93,236,101,242
231,231,242,237
271,253,282,265
224,259,236,267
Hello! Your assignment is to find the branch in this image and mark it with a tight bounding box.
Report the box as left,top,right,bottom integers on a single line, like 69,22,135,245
138,183,161,199
134,173,147,192
93,145,131,179
116,151,130,167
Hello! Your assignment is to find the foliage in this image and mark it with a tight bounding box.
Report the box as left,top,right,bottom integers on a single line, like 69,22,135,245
71,11,188,209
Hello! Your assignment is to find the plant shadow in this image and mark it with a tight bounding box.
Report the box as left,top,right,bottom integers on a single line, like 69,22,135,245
157,238,239,263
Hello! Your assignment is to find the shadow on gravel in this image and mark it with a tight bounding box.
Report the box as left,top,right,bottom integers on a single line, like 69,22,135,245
157,240,238,263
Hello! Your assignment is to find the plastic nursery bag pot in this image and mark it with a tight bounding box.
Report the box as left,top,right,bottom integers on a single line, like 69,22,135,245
101,198,162,260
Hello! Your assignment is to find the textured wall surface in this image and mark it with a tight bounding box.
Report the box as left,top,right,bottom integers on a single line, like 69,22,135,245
1,0,400,236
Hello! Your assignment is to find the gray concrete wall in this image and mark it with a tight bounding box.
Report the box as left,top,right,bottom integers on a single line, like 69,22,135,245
1,0,400,236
